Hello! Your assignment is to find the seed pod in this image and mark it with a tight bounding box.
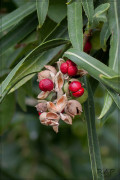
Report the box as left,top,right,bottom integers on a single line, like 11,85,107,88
65,100,82,117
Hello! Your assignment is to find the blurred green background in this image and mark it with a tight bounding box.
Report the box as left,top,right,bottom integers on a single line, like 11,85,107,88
0,0,120,180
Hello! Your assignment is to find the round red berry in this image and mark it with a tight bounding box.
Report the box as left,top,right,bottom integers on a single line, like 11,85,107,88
60,62,68,74
39,79,54,91
68,66,78,76
66,59,76,66
84,41,92,53
39,79,45,91
72,88,84,97
69,81,82,92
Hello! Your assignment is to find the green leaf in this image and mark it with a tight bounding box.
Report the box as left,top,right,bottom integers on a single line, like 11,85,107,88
45,18,68,41
100,22,111,51
0,39,69,102
83,77,104,180
9,74,34,93
36,0,49,28
99,0,120,119
67,0,83,50
108,0,120,73
48,0,67,23
107,87,120,110
0,93,15,134
100,75,120,94
0,12,38,56
98,93,113,120
0,2,36,33
16,87,27,112
93,3,110,26
81,0,94,27
93,3,110,19
37,17,57,43
64,48,117,80
9,41,39,68
99,100,116,126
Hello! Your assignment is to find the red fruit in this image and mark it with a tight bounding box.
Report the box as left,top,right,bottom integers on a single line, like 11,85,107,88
39,79,54,91
84,41,92,53
68,66,78,76
38,112,42,115
60,62,68,74
69,81,82,92
66,59,76,66
72,88,84,97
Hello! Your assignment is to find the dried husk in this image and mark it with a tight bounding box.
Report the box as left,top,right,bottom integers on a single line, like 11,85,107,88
39,112,60,127
47,94,67,113
37,91,50,99
44,65,57,75
77,69,88,76
57,58,65,70
37,70,51,81
54,71,64,93
65,100,82,117
35,102,47,112
60,113,72,124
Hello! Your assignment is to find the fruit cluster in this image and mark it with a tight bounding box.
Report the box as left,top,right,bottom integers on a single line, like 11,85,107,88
60,59,78,76
36,59,88,133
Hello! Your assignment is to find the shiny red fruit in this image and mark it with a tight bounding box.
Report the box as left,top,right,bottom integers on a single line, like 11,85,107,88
60,62,68,74
68,66,78,76
39,79,54,91
72,88,84,97
84,41,92,53
66,59,76,66
69,81,82,92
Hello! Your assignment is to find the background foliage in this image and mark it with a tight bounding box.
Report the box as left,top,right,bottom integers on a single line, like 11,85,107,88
0,0,120,179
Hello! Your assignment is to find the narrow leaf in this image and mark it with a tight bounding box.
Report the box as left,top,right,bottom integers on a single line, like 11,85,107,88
0,93,15,134
48,0,67,23
64,48,117,79
0,13,38,56
36,0,49,28
93,3,110,19
0,39,69,102
107,87,120,110
67,0,83,50
0,2,36,33
99,0,120,119
108,0,120,73
100,75,120,94
81,0,94,27
84,77,104,180
99,101,116,126
16,87,27,112
93,3,110,26
98,93,113,120
100,22,111,51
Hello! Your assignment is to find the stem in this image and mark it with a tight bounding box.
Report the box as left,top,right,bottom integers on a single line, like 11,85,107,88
83,29,92,48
